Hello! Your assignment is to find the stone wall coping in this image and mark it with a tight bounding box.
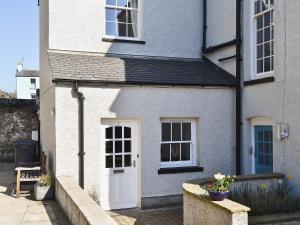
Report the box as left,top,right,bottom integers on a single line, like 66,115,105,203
183,173,285,214
56,175,118,225
183,182,250,213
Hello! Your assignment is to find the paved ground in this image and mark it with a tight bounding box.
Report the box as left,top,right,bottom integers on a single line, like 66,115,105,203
109,207,183,225
0,162,70,225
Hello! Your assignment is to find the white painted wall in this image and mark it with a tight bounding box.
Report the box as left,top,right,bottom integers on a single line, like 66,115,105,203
16,77,40,99
55,85,235,198
48,0,202,59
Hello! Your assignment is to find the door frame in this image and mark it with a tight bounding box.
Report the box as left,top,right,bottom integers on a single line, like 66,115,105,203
100,118,141,210
250,117,273,174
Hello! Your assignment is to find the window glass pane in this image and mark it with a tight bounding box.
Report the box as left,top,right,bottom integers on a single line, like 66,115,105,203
264,42,271,57
255,0,261,15
106,141,113,153
124,155,131,167
264,27,271,42
106,22,116,36
182,123,191,141
265,143,271,154
162,123,171,141
271,56,274,70
128,10,137,23
117,9,127,23
257,59,263,73
257,30,263,44
115,155,123,167
181,143,190,161
171,143,180,161
115,141,122,153
117,23,127,36
128,0,138,8
172,123,181,141
270,27,274,41
161,144,170,162
115,126,122,138
106,8,116,21
258,153,264,164
257,16,263,30
264,57,271,72
106,127,113,139
125,141,131,153
124,127,131,138
264,11,271,26
117,0,127,7
262,0,268,11
257,45,263,59
264,131,272,141
106,0,116,6
106,155,113,168
128,24,137,37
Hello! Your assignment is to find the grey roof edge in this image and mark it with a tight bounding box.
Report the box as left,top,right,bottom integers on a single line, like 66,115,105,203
47,49,202,62
52,78,236,87
15,70,40,77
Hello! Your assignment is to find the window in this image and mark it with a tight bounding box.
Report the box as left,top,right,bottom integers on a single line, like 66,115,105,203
30,78,36,89
105,126,133,168
160,120,196,168
31,94,36,99
253,0,274,76
105,0,139,39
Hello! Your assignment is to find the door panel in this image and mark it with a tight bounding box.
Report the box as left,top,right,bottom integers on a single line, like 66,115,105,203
255,125,273,173
101,123,137,210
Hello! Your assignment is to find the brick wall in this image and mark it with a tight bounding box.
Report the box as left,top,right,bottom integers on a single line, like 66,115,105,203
0,98,38,162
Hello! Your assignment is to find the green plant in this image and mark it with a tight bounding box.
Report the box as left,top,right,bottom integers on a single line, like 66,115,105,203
230,179,300,216
39,175,53,187
207,173,235,192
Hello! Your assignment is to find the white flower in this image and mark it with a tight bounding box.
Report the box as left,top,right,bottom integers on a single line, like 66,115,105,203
214,172,225,180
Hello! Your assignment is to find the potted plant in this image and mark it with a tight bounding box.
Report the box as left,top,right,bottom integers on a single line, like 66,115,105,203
207,172,235,201
34,175,54,201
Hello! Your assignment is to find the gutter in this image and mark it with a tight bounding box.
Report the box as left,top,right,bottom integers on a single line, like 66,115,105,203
235,0,242,175
72,82,85,189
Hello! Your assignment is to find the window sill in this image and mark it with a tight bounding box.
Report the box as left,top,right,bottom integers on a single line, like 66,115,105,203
158,166,204,175
102,38,146,44
243,76,275,86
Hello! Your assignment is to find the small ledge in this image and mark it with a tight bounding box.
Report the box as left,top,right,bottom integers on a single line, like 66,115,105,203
158,166,204,174
102,38,146,44
244,76,275,86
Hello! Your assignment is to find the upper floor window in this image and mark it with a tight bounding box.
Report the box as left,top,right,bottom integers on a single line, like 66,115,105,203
160,120,196,168
30,78,36,89
105,0,139,39
253,0,274,77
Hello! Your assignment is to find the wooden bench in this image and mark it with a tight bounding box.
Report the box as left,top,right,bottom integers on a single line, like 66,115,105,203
15,166,41,198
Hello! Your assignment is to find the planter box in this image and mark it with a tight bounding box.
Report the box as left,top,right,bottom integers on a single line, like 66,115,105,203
34,184,54,201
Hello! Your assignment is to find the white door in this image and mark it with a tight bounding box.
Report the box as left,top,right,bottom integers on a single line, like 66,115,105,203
100,122,137,210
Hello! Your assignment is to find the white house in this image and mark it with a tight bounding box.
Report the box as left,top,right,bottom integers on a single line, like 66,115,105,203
39,0,236,210
16,67,40,99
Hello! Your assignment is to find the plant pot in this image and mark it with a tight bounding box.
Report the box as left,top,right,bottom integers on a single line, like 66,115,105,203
208,191,230,201
34,183,54,201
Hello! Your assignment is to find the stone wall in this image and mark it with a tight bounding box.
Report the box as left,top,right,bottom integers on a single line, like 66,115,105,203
0,98,38,162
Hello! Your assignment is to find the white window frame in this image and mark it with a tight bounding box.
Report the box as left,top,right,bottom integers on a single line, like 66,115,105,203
104,0,141,41
160,119,196,168
251,0,274,79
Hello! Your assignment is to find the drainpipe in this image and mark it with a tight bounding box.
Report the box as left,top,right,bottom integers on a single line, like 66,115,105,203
72,82,85,189
235,0,242,175
202,0,207,52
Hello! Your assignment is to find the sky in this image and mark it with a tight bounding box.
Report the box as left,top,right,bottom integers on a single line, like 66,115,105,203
0,0,39,93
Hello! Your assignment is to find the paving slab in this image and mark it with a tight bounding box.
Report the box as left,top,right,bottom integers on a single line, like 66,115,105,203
0,162,70,225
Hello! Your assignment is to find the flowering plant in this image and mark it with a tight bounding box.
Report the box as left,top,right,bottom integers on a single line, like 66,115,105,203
39,175,53,187
207,173,235,193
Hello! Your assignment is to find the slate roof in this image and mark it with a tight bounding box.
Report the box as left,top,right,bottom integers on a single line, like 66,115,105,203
48,52,236,87
16,70,40,77
0,98,36,107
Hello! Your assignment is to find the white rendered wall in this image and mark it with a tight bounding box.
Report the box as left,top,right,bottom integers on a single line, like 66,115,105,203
55,85,235,198
16,77,40,99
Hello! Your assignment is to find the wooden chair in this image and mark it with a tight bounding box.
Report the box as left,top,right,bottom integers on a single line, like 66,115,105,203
15,153,47,198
